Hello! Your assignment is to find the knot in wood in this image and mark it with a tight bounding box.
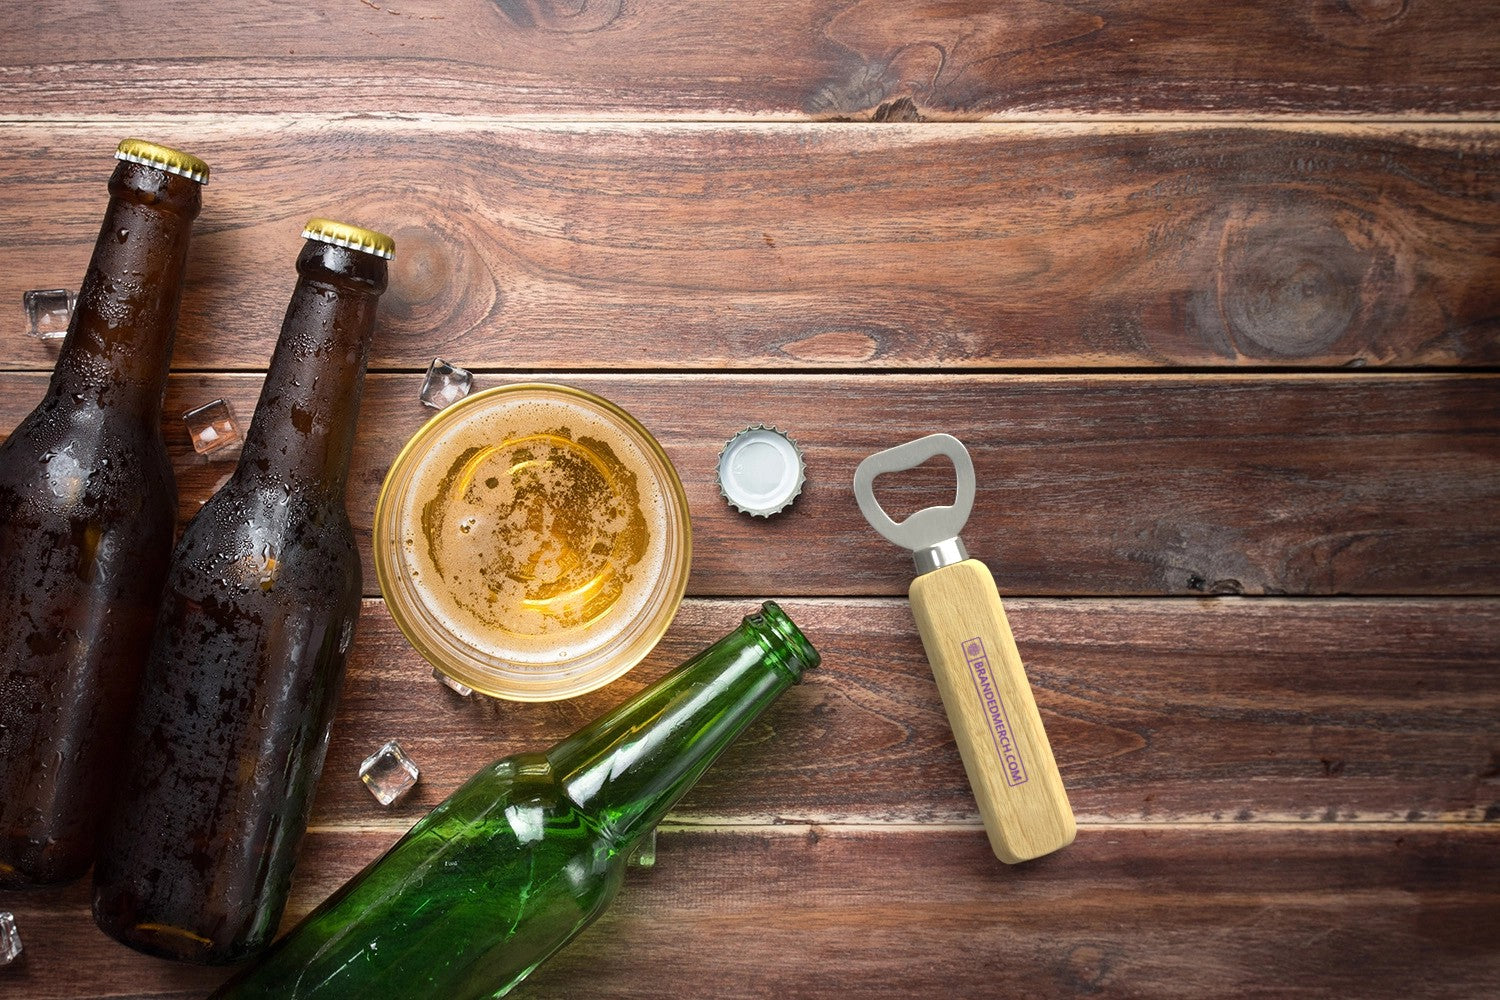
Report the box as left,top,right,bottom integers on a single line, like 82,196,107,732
383,223,497,339
1215,207,1367,359
1341,0,1409,24
491,0,623,33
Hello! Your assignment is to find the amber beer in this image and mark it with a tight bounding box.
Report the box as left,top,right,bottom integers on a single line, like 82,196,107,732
376,385,692,701
401,396,664,657
0,140,207,888
92,220,393,963
375,379,690,701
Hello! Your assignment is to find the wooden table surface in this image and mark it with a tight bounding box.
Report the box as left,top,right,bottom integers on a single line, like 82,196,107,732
2,3,1499,998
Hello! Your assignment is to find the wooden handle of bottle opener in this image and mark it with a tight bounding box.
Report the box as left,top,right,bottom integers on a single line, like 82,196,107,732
909,559,1075,863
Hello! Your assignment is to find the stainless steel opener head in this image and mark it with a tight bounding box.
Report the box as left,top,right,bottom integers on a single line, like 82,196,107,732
853,433,975,575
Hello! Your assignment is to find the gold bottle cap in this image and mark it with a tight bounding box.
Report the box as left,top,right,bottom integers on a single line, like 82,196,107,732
114,138,210,184
301,218,396,260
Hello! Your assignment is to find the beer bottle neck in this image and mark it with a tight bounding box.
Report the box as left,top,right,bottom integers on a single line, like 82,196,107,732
548,606,817,848
237,242,386,499
50,162,201,419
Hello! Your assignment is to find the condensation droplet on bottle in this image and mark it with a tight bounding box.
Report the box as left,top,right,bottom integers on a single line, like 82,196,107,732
116,228,129,243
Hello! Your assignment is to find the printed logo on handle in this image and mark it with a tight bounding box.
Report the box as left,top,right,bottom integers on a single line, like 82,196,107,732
962,638,1029,786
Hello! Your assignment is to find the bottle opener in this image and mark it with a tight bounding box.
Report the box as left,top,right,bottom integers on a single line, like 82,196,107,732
854,433,1075,863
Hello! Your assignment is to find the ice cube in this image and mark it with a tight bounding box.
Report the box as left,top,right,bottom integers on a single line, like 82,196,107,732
183,399,242,456
0,911,21,965
433,666,474,698
23,289,74,340
359,739,420,806
420,358,473,410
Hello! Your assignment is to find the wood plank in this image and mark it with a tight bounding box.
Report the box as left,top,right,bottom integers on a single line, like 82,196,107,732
3,825,1496,999
306,597,1500,827
4,121,1499,370
4,372,1497,597
2,1,1499,119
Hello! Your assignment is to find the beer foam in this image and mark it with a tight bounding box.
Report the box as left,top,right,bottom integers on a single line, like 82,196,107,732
396,393,674,667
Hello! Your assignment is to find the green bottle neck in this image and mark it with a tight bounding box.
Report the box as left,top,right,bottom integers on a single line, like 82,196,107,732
548,604,818,848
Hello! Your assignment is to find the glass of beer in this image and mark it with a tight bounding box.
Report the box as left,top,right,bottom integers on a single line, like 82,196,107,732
374,384,692,700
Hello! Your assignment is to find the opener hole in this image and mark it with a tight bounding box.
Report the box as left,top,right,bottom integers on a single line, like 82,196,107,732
870,455,959,522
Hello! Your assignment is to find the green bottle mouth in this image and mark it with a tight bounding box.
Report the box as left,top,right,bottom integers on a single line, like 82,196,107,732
746,601,821,679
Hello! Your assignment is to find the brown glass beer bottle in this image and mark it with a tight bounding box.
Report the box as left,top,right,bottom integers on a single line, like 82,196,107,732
92,220,393,963
0,140,207,889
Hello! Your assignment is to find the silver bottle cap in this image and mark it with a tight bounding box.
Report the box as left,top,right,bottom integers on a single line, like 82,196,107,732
717,425,806,518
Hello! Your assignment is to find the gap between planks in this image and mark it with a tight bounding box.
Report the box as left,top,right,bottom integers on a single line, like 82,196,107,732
4,113,1500,133
305,819,1499,836
4,113,1500,127
72,365,1500,377
7,369,1499,382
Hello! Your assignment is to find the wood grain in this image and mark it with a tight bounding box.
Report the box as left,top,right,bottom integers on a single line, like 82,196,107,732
2,1,1499,119
298,597,1500,827
4,2,1498,998
3,121,1499,371
6,371,1496,597
3,825,1496,999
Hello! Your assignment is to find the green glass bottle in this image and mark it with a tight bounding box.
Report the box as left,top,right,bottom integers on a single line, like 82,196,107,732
210,602,819,1000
